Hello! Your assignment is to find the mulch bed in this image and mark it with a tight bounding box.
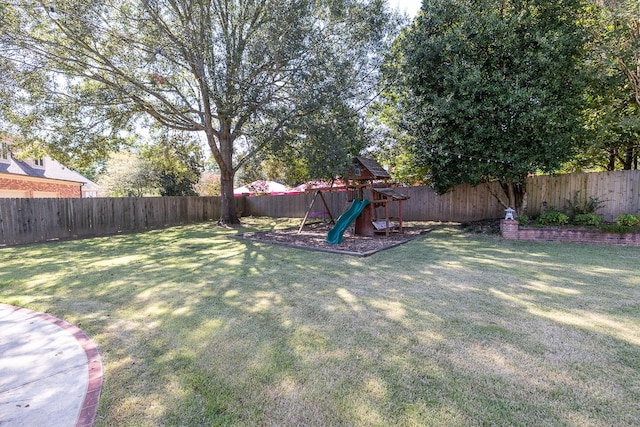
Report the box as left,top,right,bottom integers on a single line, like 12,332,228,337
236,222,433,256
460,218,502,234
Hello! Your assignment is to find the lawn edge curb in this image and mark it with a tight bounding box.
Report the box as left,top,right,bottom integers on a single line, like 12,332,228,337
0,304,104,427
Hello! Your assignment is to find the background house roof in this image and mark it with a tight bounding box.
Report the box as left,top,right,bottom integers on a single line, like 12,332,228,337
0,156,97,187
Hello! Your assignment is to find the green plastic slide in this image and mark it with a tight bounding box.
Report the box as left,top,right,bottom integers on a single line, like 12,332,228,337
326,199,370,245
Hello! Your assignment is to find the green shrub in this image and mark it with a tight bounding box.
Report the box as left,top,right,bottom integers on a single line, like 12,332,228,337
572,213,604,227
535,210,569,226
601,224,640,233
564,191,605,216
517,215,530,226
616,214,640,227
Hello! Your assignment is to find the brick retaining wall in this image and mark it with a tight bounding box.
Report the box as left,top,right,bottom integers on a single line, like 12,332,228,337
500,219,640,246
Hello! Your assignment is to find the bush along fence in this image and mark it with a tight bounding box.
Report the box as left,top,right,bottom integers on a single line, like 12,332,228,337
1,170,639,246
0,196,221,246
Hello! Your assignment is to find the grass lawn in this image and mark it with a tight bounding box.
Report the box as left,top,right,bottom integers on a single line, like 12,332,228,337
1,218,639,426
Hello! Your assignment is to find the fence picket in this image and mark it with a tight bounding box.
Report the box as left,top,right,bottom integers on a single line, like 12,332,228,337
0,197,221,246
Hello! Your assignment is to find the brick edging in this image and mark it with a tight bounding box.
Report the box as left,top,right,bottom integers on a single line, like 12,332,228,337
1,304,103,427
500,219,640,246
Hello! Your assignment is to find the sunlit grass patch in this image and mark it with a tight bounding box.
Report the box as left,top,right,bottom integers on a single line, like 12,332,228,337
1,218,639,426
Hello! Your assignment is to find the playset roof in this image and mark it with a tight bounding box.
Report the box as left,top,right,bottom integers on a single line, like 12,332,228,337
350,157,390,181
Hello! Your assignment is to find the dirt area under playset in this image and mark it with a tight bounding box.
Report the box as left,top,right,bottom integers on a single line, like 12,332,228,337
238,222,434,256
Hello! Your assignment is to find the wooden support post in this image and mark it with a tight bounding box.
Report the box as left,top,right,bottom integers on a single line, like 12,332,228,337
384,197,390,236
355,202,374,236
318,191,335,224
297,190,319,233
298,189,336,233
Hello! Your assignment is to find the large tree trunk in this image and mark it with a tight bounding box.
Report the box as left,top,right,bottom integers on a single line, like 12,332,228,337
206,121,240,225
607,149,617,171
622,143,635,170
219,168,238,224
500,181,527,215
487,180,527,216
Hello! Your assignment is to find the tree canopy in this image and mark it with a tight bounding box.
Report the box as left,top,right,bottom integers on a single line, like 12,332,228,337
574,0,640,171
96,132,204,197
141,131,204,196
1,0,397,223
380,0,587,210
97,151,157,197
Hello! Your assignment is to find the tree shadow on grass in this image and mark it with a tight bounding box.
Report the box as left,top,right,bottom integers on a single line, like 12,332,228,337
1,223,639,425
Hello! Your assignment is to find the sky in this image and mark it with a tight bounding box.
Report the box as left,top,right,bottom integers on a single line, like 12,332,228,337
388,0,422,17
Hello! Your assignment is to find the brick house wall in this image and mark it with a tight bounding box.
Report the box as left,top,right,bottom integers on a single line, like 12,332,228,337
0,175,82,198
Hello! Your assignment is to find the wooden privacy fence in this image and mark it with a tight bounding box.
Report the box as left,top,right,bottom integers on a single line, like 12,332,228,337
245,181,507,223
245,170,640,223
0,196,220,246
1,170,639,246
526,170,640,221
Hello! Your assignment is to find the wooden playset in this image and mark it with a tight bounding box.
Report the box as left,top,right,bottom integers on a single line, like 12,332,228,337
299,157,410,241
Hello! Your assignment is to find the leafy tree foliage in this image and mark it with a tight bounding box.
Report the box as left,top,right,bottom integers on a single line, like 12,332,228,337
369,73,429,185
237,149,308,187
97,151,158,197
573,0,640,171
1,0,396,223
0,5,131,166
575,71,640,171
97,132,203,197
141,131,204,196
239,100,372,185
385,0,587,211
194,173,221,197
